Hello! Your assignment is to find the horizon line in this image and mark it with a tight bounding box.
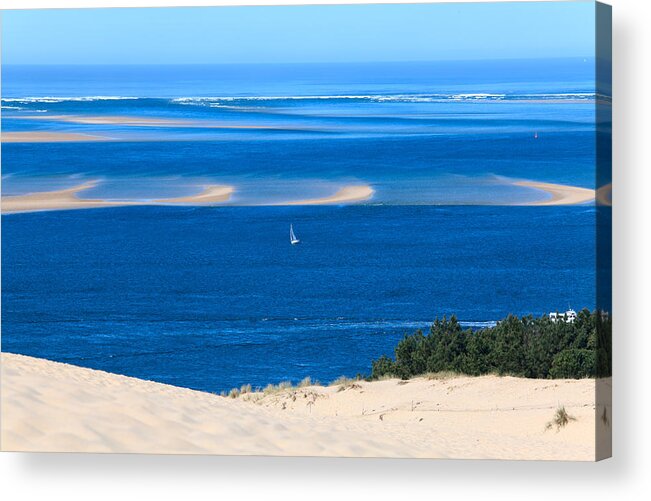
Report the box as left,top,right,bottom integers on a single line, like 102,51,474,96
3,55,596,67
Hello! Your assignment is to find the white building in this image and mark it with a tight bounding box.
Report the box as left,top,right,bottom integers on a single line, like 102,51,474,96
549,309,577,323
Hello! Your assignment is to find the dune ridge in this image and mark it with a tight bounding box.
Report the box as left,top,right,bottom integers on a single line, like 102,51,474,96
1,353,600,460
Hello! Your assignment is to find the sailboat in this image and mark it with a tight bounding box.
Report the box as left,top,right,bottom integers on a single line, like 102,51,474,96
290,224,300,245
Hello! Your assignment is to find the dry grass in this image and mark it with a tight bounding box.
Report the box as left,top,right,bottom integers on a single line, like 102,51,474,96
263,381,293,395
239,384,252,394
330,376,355,386
330,376,362,392
228,388,240,399
424,371,461,381
545,406,576,431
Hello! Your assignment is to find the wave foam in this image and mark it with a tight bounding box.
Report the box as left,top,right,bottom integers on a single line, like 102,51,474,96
1,96,140,104
170,92,596,107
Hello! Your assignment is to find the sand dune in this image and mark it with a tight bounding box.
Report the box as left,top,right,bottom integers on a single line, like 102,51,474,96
514,180,595,206
1,353,602,460
2,131,110,143
280,185,374,205
2,181,234,214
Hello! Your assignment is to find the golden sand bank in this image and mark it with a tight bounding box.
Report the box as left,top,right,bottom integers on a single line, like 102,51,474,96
1,181,234,214
2,131,110,143
1,182,375,213
278,185,375,205
7,114,311,132
1,179,598,213
1,353,603,460
514,181,595,205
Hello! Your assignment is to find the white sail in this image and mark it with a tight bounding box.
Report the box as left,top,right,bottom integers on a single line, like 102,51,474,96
290,224,300,244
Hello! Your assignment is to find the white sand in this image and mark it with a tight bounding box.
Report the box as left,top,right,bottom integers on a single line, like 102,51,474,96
154,185,234,204
2,131,110,143
12,114,307,131
280,185,374,205
514,181,595,206
1,181,234,214
1,353,603,460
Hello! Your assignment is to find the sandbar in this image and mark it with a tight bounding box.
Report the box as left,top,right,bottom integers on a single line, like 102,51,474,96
279,185,374,205
2,181,234,214
11,114,312,131
2,131,110,143
514,180,595,206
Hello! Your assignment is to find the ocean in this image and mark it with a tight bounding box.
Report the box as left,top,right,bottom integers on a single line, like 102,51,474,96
2,59,596,203
1,59,598,392
2,205,596,392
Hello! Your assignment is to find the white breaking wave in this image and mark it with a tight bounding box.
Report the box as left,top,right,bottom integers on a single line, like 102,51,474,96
170,92,596,107
1,93,597,107
449,93,506,101
1,96,140,104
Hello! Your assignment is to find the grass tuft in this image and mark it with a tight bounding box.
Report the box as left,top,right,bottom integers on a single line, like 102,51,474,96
425,371,461,381
545,406,576,431
330,376,355,387
330,375,362,392
263,380,294,395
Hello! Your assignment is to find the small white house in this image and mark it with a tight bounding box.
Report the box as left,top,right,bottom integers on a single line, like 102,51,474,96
549,309,577,323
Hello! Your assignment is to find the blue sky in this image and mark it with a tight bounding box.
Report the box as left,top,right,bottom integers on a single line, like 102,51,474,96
2,2,595,64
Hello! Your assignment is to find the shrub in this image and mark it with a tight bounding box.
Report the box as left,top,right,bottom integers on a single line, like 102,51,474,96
549,349,595,379
371,310,609,381
371,355,396,379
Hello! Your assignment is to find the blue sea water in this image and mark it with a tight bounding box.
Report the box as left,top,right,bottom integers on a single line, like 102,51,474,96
1,60,599,392
2,205,596,392
2,60,597,203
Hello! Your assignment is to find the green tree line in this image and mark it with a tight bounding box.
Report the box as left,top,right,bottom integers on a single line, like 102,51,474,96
371,309,611,380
